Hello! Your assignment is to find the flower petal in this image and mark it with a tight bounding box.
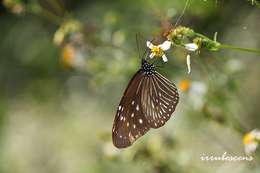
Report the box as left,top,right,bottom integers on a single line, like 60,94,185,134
245,142,258,155
186,54,191,74
162,54,168,62
146,41,154,49
185,43,198,51
159,40,171,51
149,52,155,59
251,129,260,140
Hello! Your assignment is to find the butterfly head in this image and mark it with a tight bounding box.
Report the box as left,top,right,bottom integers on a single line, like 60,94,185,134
141,59,155,75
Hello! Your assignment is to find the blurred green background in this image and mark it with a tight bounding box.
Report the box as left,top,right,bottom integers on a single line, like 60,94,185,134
0,0,260,173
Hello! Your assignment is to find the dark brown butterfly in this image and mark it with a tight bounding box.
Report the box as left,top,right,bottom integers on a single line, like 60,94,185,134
112,59,179,148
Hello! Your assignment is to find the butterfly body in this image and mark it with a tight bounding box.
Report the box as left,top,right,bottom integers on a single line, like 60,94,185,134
112,59,179,148
141,59,155,75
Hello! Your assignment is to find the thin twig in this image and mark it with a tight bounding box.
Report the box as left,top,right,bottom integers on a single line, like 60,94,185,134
174,0,190,27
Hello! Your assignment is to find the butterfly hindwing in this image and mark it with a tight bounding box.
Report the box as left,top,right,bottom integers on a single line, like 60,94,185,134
112,70,150,148
141,71,179,128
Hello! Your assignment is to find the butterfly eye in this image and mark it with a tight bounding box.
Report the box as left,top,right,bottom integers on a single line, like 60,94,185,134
112,60,179,148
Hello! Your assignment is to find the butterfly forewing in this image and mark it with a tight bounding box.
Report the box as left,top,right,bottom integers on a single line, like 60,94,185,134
112,70,150,148
141,72,179,128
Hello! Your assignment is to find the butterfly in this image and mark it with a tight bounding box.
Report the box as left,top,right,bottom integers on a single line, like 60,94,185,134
112,58,179,148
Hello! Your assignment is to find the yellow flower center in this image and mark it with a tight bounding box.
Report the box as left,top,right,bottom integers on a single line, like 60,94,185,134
243,133,255,145
151,46,164,57
179,79,191,92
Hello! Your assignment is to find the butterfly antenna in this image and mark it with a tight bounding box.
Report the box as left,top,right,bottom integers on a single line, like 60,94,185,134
135,34,142,59
136,33,150,61
143,48,149,60
174,0,190,27
156,65,164,69
152,59,163,67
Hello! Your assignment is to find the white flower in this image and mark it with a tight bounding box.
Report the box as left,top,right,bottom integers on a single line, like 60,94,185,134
185,43,199,51
183,43,199,74
146,40,171,62
243,129,260,155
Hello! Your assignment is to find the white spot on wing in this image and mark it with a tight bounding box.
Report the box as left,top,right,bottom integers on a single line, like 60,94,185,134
136,104,139,111
139,119,143,124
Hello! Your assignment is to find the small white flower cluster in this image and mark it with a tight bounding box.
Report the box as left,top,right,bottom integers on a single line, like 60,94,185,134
146,40,198,74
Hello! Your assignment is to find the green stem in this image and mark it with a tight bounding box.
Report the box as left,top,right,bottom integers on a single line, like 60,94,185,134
194,32,260,54
220,44,260,54
195,33,212,40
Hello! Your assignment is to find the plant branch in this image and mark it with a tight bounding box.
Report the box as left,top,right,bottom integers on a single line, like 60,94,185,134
219,44,260,55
